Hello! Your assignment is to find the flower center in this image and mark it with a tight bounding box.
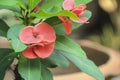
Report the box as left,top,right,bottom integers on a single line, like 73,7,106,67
33,33,39,38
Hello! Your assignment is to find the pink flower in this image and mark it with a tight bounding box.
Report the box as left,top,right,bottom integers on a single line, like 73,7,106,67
19,22,56,59
58,0,88,35
63,0,88,23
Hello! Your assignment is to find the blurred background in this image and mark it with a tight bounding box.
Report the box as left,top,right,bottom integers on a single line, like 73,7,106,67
71,0,120,80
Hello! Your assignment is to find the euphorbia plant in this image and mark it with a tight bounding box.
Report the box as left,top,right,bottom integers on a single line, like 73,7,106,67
0,0,105,80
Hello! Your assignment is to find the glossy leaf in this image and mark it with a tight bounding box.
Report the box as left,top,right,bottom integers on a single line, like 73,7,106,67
28,0,41,11
18,56,41,80
0,19,9,37
75,0,92,5
17,0,27,5
11,38,27,52
16,0,27,17
53,23,65,35
41,65,53,80
0,48,17,80
17,0,27,10
48,52,69,67
41,59,57,68
61,52,105,80
55,36,87,58
45,17,61,26
37,0,63,12
7,24,27,52
0,0,17,6
55,36,104,80
41,52,69,68
0,0,20,12
31,10,79,20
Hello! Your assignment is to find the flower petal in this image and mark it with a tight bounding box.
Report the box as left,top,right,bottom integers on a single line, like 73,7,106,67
63,0,74,10
72,4,87,16
34,22,56,42
22,46,38,59
63,20,72,35
58,16,72,35
75,4,87,11
19,26,43,44
71,17,89,23
33,42,55,58
34,5,39,12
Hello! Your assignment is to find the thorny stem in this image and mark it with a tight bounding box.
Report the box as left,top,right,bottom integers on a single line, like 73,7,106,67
21,0,50,26
21,5,35,25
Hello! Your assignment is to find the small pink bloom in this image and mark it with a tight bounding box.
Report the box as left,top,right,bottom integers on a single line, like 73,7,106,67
58,0,88,35
63,0,88,23
19,22,56,59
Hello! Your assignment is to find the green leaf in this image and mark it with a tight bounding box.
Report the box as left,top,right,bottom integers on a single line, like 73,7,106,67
0,0,20,12
61,52,105,80
0,19,9,37
48,52,69,67
11,38,27,52
41,52,69,68
55,36,104,80
16,0,27,17
7,24,27,52
41,59,57,68
84,10,92,19
28,0,41,11
18,56,41,80
55,36,87,58
0,0,17,6
17,0,27,10
53,23,65,35
38,0,56,12
41,65,53,80
45,17,61,26
17,0,27,7
31,10,79,20
75,0,92,5
37,0,63,12
0,48,17,80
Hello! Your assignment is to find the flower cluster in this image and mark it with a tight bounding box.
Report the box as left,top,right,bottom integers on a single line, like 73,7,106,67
59,0,88,34
19,0,88,59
